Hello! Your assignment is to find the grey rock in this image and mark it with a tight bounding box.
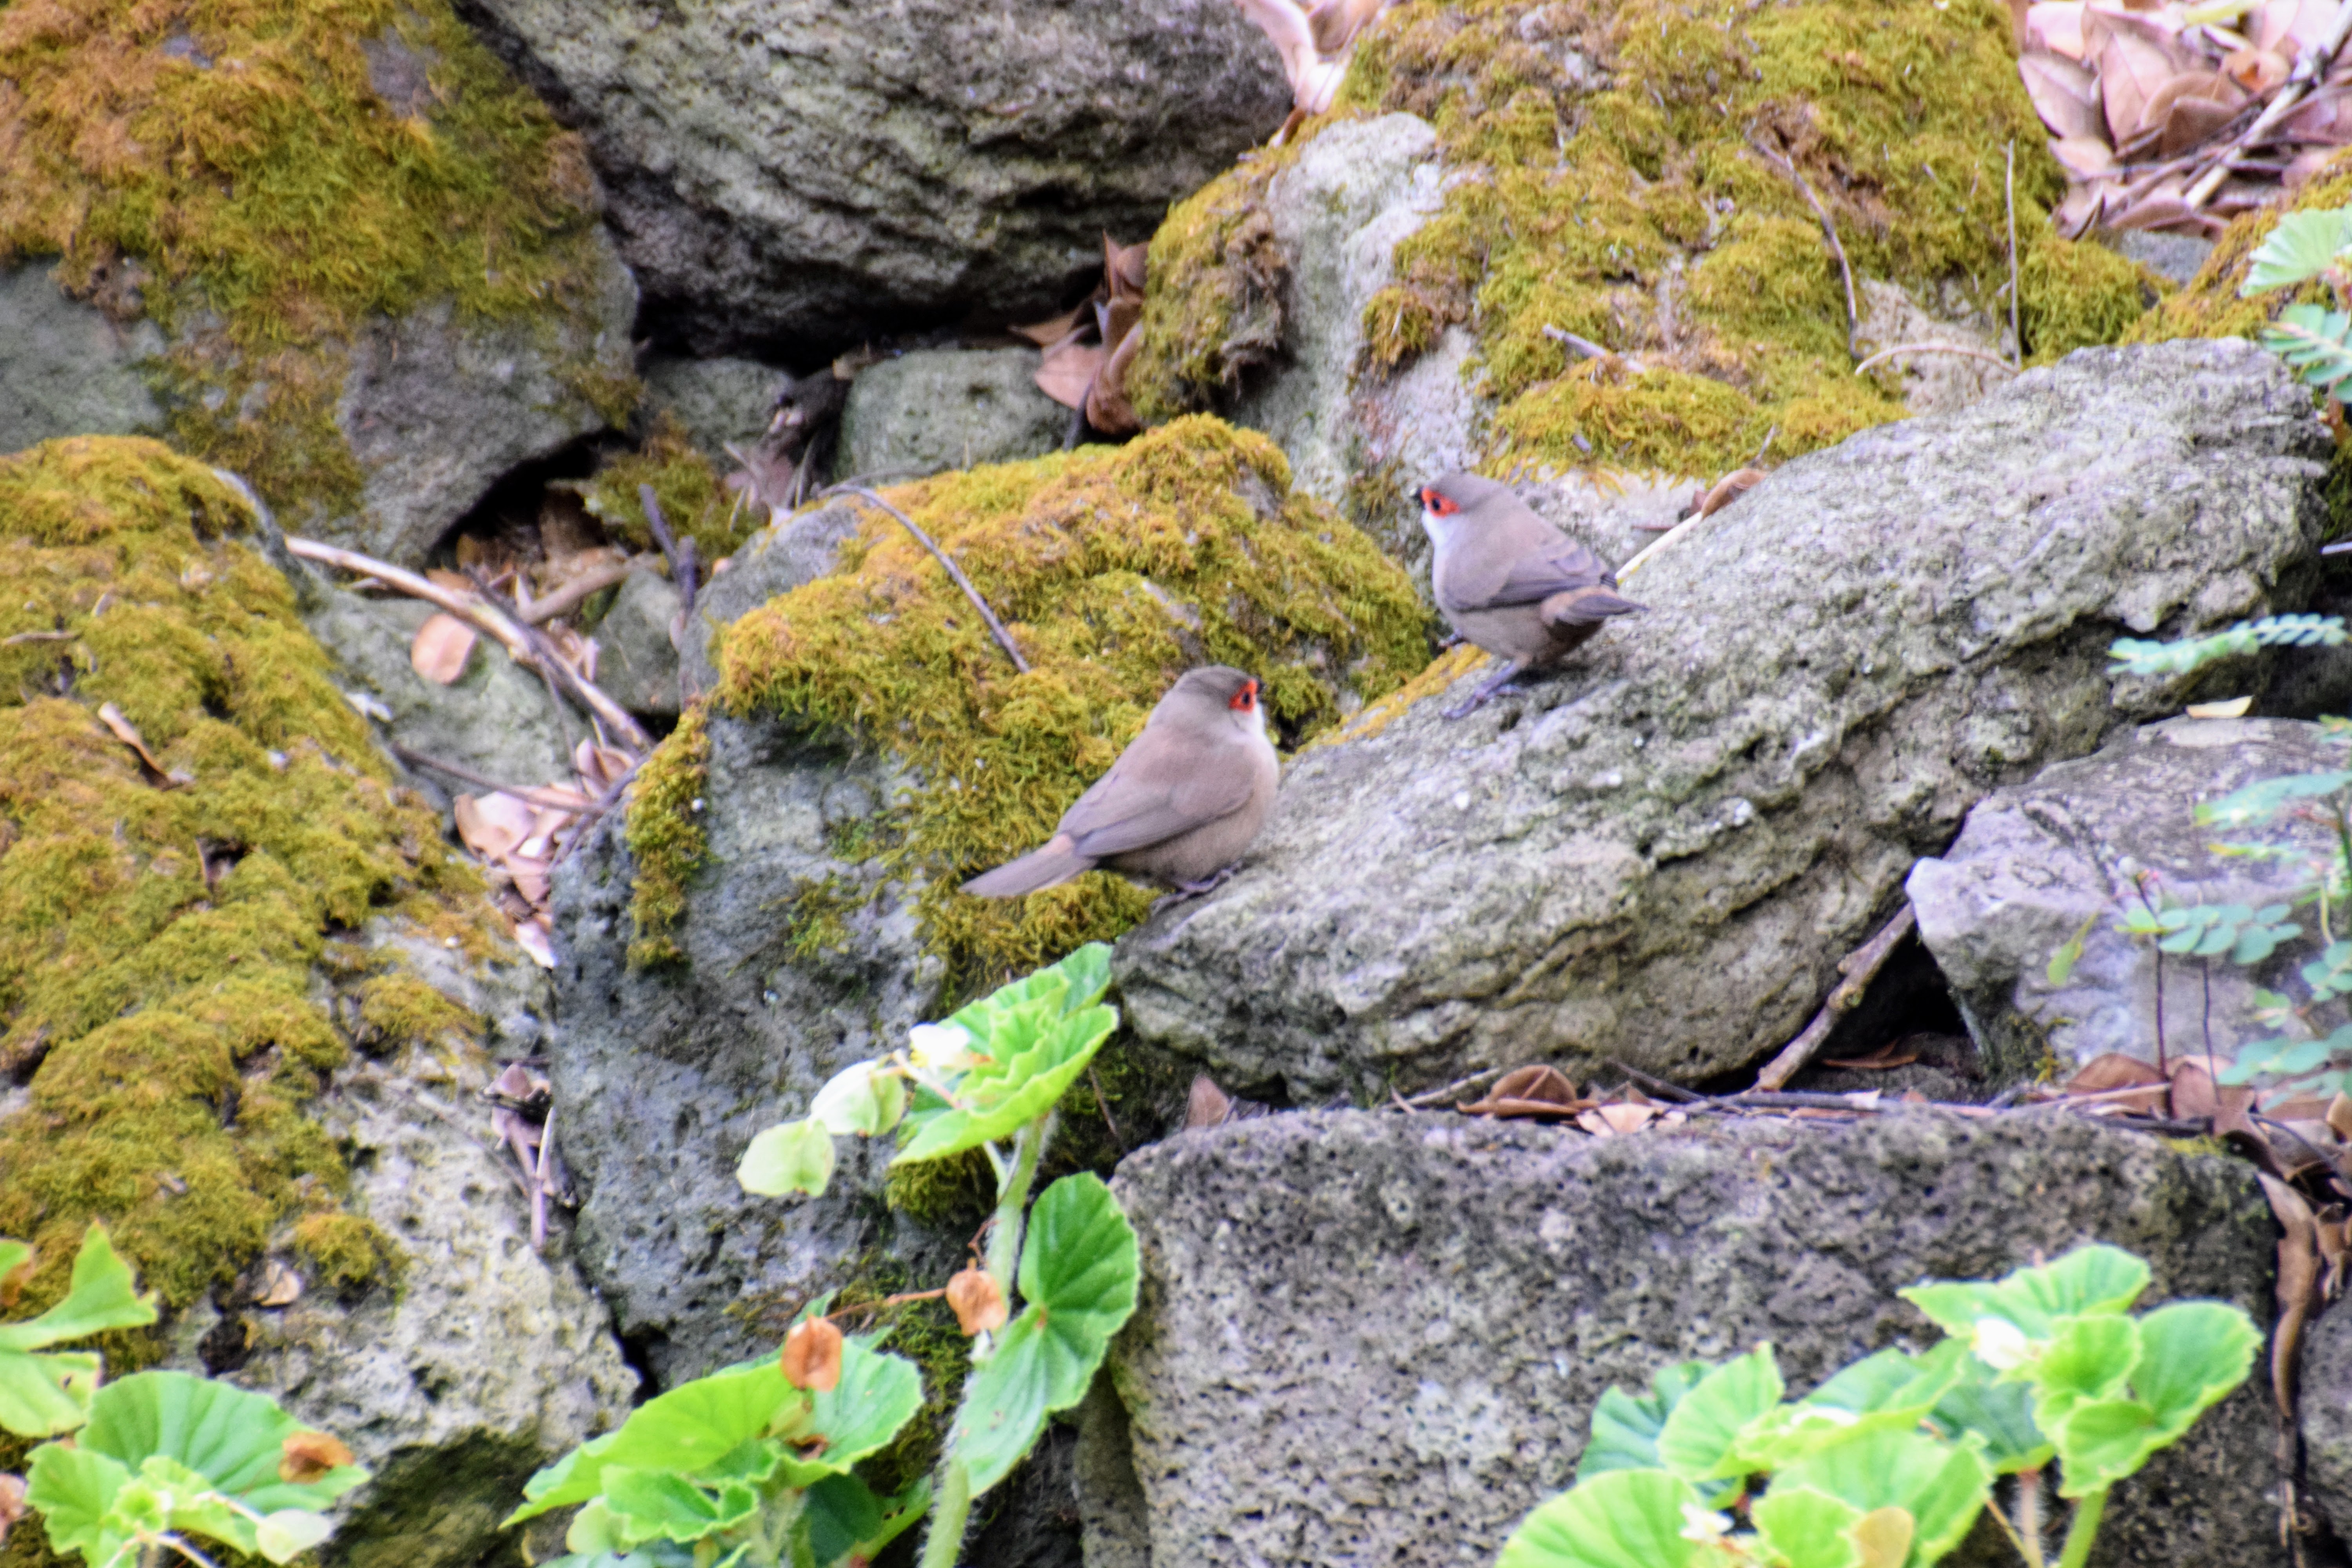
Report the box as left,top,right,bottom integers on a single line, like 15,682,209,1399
644,355,785,466
458,0,1292,353
302,587,577,793
1228,114,1468,577
1092,1109,2278,1568
0,261,167,454
1112,340,2328,1101
2299,1298,2352,1535
333,227,639,563
679,502,862,697
1909,717,2346,1083
547,713,948,1383
1853,277,2015,418
169,940,634,1568
594,568,684,718
2106,229,2216,286
838,347,1068,483
365,915,558,1061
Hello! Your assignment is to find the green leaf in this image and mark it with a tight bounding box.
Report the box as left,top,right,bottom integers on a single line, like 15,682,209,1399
2132,1300,2260,1427
600,1468,760,1544
1744,1342,1969,1469
942,944,1112,1045
0,1348,102,1439
80,1371,368,1515
808,1062,907,1140
802,1473,929,1568
2053,1399,2163,1497
737,1119,837,1198
510,1362,803,1521
1771,1425,1992,1566
2110,616,2349,679
2242,207,2352,294
2261,304,2352,398
1928,1351,2051,1474
0,1227,159,1352
1751,1485,1865,1568
1901,1245,2149,1338
894,1003,1117,1166
1576,1361,1713,1481
2027,1314,2139,1436
24,1442,134,1565
777,1337,926,1484
1495,1468,1705,1568
254,1510,336,1564
1655,1345,1782,1482
950,1174,1139,1495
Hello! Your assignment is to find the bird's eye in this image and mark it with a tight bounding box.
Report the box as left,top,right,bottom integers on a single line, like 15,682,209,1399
1422,488,1460,517
1229,679,1259,712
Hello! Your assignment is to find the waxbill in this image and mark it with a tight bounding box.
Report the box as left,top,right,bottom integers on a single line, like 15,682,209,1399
962,665,1280,898
1419,473,1645,719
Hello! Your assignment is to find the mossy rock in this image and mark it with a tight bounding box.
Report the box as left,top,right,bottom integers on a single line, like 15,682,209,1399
0,0,637,563
1129,0,2163,492
671,414,1436,992
0,434,491,1335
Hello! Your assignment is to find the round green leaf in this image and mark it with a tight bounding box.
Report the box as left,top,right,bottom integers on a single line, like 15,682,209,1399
1751,1485,1865,1568
23,1443,133,1564
1576,1361,1714,1483
1771,1426,1991,1565
80,1371,367,1514
1495,1468,1705,1568
738,1118,836,1198
808,1062,906,1139
1655,1345,1782,1483
893,1004,1116,1167
255,1510,336,1564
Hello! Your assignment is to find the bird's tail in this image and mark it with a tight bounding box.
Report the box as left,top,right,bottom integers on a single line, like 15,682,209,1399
1544,586,1647,626
961,837,1094,898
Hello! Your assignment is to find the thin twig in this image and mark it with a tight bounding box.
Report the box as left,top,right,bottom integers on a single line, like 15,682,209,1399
1543,323,1647,372
1398,1063,1513,1109
522,555,658,626
472,566,652,753
2005,140,2023,370
1750,139,1858,357
0,630,73,645
1087,1064,1127,1152
1602,1059,1705,1103
638,485,699,618
820,484,1031,673
1754,904,1919,1091
2186,2,2352,208
388,743,597,810
1852,343,2022,377
286,535,651,749
550,756,646,872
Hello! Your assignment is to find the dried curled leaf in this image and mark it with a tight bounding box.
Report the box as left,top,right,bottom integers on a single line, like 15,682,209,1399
0,1473,24,1547
947,1267,1009,1336
279,1431,355,1484
1459,1063,1584,1117
782,1316,844,1392
409,612,479,684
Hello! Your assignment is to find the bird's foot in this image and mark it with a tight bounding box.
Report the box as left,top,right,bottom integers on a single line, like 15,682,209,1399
1441,674,1528,720
1149,864,1241,915
1437,630,1465,649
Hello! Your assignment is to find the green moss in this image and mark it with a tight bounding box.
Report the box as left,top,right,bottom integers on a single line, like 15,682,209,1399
355,971,479,1054
1135,0,2155,478
0,436,485,1328
882,1151,996,1233
710,417,1429,992
1127,149,1295,423
292,1210,402,1293
577,415,757,565
623,701,711,968
0,0,627,519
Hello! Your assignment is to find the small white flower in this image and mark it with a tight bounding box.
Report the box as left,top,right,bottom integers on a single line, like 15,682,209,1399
1972,1316,2034,1372
1680,1504,1734,1544
907,1022,976,1073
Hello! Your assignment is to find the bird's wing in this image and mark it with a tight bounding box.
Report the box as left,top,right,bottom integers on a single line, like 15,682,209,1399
1458,541,1621,611
1058,727,1257,858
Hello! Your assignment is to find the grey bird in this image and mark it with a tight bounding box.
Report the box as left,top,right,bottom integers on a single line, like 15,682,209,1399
1419,472,1645,719
961,666,1280,898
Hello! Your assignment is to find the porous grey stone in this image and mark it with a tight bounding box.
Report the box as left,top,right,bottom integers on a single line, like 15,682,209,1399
333,228,639,563
678,502,862,697
838,347,1068,483
1093,1109,2278,1568
1908,717,2345,1083
1112,340,2328,1101
593,568,684,718
0,261,168,454
2300,1299,2352,1536
458,0,1292,353
644,355,784,466
546,714,948,1383
302,588,577,795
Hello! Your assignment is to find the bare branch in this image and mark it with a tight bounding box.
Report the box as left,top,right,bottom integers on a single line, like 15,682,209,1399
820,484,1032,674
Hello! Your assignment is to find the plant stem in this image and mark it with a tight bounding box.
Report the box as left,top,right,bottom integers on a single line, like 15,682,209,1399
2054,1488,2108,1568
2017,1469,2046,1568
917,1459,975,1568
984,1113,1053,1297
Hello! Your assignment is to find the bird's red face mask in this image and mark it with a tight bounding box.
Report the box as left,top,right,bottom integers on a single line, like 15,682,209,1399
1229,678,1260,713
1419,486,1461,517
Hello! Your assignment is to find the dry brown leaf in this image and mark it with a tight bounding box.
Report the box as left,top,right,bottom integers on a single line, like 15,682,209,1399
1460,1064,1586,1117
425,567,476,594
2171,1057,2257,1123
0,1472,25,1548
1185,1074,1232,1129
1036,339,1106,410
2225,43,2292,91
256,1259,304,1308
782,1316,844,1392
409,612,478,684
2260,1171,2320,1419
576,740,634,791
1577,1102,1659,1138
1696,467,1765,520
2269,1119,2339,1177
2277,87,2352,143
1087,327,1145,436
946,1267,1009,1336
455,792,537,862
1822,1043,1920,1071
2055,180,2107,236
514,915,556,969
2063,1051,2167,1091
96,702,192,788
2145,70,2247,155
1307,0,1388,55
2256,0,2337,55
2049,135,2120,177
2097,30,2185,143
2021,51,2107,138
279,1432,355,1484
2027,0,2089,57
508,860,553,907
2327,1091,2352,1142
1104,233,1148,301
1011,307,1086,347
2185,695,2254,718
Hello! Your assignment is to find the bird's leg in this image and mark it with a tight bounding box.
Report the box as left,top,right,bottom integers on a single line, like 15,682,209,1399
1437,630,1465,650
1442,657,1530,720
1148,863,1242,915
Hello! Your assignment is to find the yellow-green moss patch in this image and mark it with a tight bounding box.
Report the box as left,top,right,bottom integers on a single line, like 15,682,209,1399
623,701,711,968
0,0,624,515
706,417,1432,991
577,414,759,564
1134,0,2158,478
1127,149,1297,423
0,436,482,1325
